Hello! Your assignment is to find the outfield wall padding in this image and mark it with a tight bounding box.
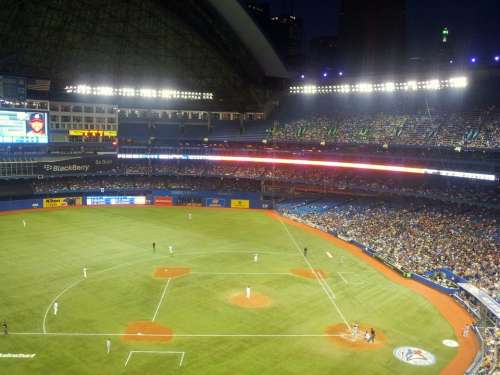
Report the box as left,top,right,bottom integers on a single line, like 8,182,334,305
0,199,43,211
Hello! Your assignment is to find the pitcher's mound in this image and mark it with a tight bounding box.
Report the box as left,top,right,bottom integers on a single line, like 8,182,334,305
291,268,328,279
325,324,386,350
154,267,191,278
229,292,272,309
122,321,173,343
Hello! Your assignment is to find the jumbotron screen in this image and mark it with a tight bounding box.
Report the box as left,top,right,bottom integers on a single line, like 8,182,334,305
0,110,49,143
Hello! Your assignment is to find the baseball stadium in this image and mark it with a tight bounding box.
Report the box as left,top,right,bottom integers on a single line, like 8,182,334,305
0,1,498,374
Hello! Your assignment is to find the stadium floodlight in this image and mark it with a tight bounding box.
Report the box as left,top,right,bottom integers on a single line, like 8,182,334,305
470,57,477,63
449,59,454,64
93,86,114,96
120,87,135,97
300,74,305,79
406,81,417,91
288,76,468,96
425,79,440,90
64,84,213,100
358,83,373,93
322,72,328,78
384,82,395,92
139,88,157,98
74,85,92,95
303,85,318,95
449,76,468,88
338,71,343,76
494,56,500,62
340,84,350,93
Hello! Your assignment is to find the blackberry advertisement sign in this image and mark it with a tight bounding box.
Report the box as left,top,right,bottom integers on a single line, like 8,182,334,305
37,156,115,175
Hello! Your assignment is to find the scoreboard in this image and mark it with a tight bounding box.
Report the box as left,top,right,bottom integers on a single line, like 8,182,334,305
0,109,49,143
86,196,146,206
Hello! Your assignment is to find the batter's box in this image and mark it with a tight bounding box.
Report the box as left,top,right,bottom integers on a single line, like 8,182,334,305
124,350,186,370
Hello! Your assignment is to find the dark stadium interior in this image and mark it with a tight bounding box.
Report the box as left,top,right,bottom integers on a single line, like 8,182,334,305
0,0,498,374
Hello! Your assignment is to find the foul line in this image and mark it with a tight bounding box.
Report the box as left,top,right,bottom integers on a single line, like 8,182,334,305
337,272,349,284
124,350,185,368
42,278,84,334
275,215,351,331
11,332,343,338
152,278,171,322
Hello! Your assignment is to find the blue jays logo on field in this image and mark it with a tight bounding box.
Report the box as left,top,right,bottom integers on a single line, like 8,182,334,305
393,347,436,366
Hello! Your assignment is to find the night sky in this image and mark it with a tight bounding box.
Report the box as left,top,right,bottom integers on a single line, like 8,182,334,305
267,0,500,59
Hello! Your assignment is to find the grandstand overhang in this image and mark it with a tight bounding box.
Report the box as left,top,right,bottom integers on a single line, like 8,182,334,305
208,0,289,79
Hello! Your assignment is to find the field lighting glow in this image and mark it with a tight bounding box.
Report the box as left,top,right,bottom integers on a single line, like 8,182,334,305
65,85,214,100
117,153,496,181
289,76,468,95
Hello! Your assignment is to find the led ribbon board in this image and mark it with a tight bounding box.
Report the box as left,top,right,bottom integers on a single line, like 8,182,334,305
117,154,496,181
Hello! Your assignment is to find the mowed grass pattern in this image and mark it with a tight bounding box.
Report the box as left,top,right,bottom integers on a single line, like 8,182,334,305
0,207,458,374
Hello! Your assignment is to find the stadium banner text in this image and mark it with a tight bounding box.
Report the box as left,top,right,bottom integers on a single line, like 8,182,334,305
37,156,115,175
154,196,173,206
68,130,117,137
230,199,249,209
86,196,146,206
206,198,225,207
43,197,82,208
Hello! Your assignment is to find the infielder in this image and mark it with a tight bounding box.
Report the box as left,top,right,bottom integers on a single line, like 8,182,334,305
22,219,26,228
188,213,192,220
168,245,174,255
106,338,111,354
253,254,259,263
2,320,7,335
245,286,251,299
83,267,88,279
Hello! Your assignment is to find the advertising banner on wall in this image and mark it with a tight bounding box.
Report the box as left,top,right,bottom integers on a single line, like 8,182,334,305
155,196,173,206
230,199,249,209
36,156,115,175
43,197,82,208
86,196,146,206
206,198,225,207
69,130,117,137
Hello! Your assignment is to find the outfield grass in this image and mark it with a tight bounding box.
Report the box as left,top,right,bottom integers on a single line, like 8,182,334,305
0,207,459,374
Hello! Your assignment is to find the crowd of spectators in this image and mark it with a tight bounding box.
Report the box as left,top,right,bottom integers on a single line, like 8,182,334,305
32,175,260,194
278,198,499,302
271,108,500,149
478,327,499,374
120,161,498,208
26,161,499,208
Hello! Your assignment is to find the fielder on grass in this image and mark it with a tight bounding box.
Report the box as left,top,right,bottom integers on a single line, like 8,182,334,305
53,300,59,315
106,338,111,354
